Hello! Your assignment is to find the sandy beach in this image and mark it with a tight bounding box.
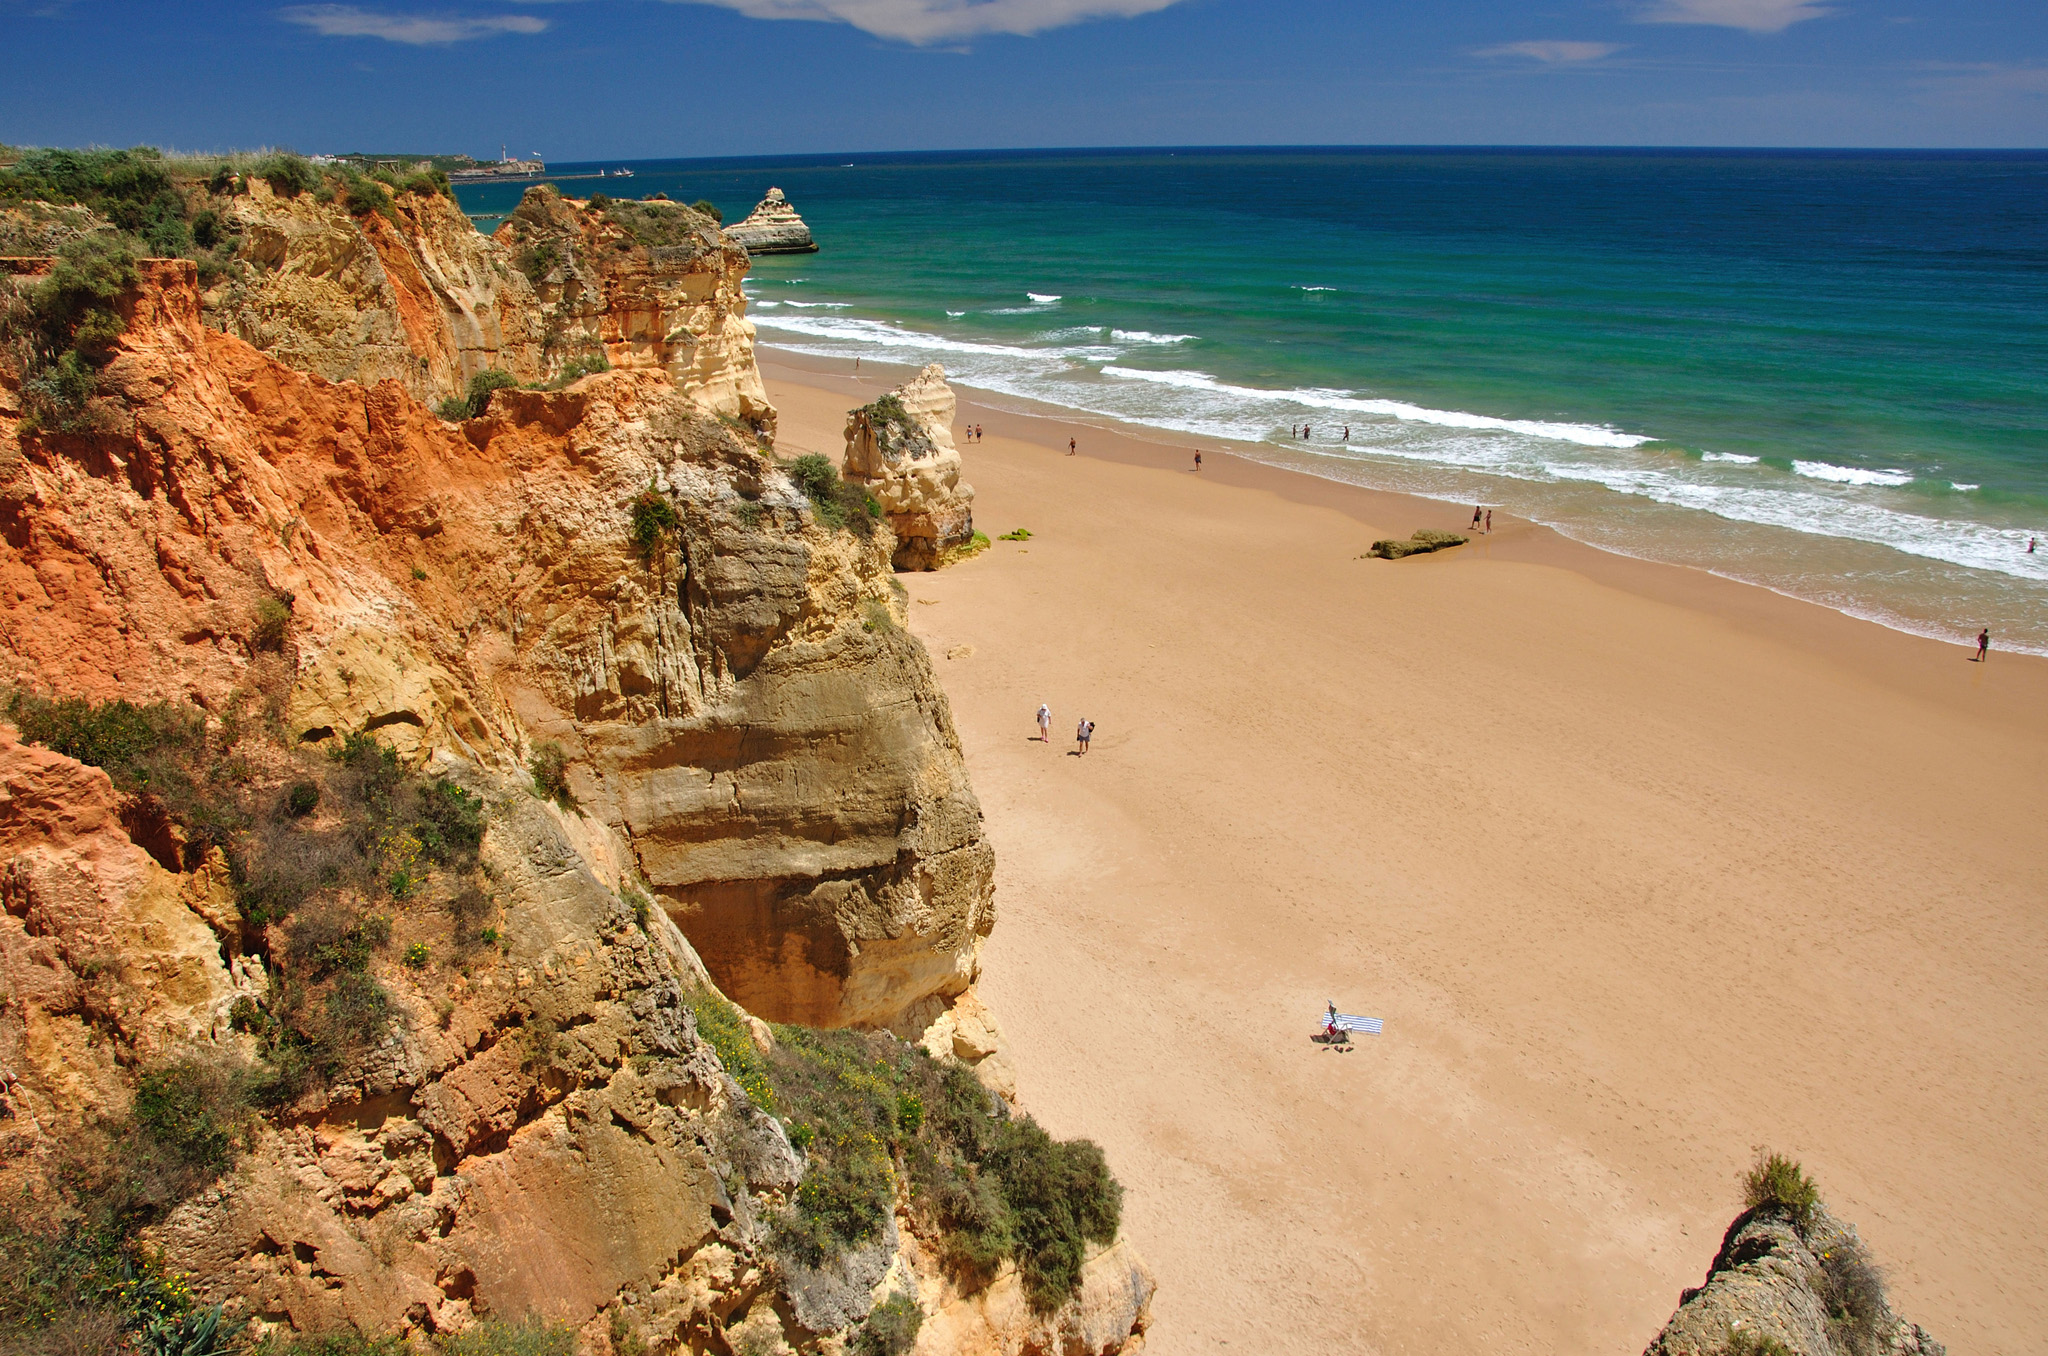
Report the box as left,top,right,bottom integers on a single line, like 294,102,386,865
767,355,2048,1356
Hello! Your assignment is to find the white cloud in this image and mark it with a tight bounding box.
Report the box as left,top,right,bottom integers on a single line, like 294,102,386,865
661,0,1189,44
1475,40,1622,63
1637,0,1834,33
279,4,550,43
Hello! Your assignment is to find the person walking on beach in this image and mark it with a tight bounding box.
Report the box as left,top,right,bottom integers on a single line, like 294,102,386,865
1037,703,1052,743
1471,505,1484,531
1485,509,1493,534
1976,628,1990,662
1076,718,1094,754
1069,437,1076,456
1193,451,1202,472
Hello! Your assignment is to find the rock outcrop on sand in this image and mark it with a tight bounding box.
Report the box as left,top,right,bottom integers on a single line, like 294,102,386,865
842,364,978,571
1643,1203,1944,1356
724,188,819,255
1368,528,1466,559
0,254,1148,1351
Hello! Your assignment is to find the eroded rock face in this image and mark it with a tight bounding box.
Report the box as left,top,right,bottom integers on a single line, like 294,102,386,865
209,181,549,406
495,186,775,436
725,188,819,256
1643,1206,1944,1356
0,244,1142,1355
842,364,976,572
197,179,774,436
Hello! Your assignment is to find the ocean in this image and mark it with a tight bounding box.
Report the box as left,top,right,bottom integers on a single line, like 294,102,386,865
456,148,2048,655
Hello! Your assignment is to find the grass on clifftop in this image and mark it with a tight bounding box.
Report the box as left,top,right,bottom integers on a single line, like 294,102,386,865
709,1015,1121,1314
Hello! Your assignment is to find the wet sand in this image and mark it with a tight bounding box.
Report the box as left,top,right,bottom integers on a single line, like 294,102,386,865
768,354,2048,1356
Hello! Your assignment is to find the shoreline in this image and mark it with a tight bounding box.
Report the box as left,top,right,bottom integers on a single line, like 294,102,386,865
762,347,2048,723
763,356,2048,1354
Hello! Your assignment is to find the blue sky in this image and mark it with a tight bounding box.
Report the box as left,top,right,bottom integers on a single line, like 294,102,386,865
3,0,2043,155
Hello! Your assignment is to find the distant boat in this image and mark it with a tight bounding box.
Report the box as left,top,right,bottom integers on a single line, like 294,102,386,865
613,168,634,178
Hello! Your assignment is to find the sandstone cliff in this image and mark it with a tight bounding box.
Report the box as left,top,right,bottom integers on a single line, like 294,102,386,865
190,176,771,435
1644,1203,1943,1356
0,256,1148,1352
725,189,818,256
842,366,977,572
494,186,775,437
208,177,549,406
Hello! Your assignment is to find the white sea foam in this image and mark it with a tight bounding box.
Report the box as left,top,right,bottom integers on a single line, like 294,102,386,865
749,300,2048,606
1793,460,1915,487
1098,367,1652,449
1111,329,1195,344
946,310,966,317
778,299,851,309
1028,292,1061,304
1952,482,1980,492
1295,285,1336,292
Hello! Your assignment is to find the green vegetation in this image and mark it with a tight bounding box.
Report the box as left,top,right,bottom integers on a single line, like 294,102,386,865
853,1293,922,1356
1742,1150,1819,1227
997,528,1032,541
515,240,560,283
688,990,775,1111
599,197,718,249
861,599,897,634
528,741,575,810
1367,529,1467,560
1816,1236,1889,1356
546,352,609,386
629,487,679,561
438,368,518,421
2,232,140,431
754,1024,1121,1313
436,1318,577,1356
786,453,881,537
1721,1329,1794,1356
249,1318,572,1356
691,199,723,224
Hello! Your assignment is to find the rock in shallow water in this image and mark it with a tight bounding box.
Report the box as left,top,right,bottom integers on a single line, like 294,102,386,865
726,187,818,255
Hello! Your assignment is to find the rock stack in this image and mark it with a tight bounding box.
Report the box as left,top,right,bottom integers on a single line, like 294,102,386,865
725,186,818,254
843,364,977,571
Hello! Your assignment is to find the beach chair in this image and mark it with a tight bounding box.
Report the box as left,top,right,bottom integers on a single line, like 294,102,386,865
1315,1009,1383,1046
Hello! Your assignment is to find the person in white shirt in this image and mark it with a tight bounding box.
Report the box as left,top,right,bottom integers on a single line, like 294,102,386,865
1036,703,1051,743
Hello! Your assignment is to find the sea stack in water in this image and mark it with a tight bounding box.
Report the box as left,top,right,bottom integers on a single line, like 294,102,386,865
843,364,976,571
725,186,817,254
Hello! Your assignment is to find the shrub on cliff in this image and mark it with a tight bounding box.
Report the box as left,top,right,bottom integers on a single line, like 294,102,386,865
442,368,518,421
3,232,140,432
1742,1150,1819,1227
787,453,881,538
251,152,318,199
691,198,723,223
629,487,680,561
755,1024,1123,1313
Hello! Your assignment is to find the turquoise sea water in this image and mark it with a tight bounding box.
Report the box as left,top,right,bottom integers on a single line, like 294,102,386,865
458,149,2048,654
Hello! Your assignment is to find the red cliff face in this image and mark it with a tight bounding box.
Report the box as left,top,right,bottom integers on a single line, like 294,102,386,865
0,258,1157,1353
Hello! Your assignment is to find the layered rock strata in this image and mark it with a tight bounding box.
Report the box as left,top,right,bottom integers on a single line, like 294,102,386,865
842,364,977,572
495,186,775,436
0,256,1149,1351
724,188,818,255
1644,1205,1944,1356
189,177,772,434
208,178,548,405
